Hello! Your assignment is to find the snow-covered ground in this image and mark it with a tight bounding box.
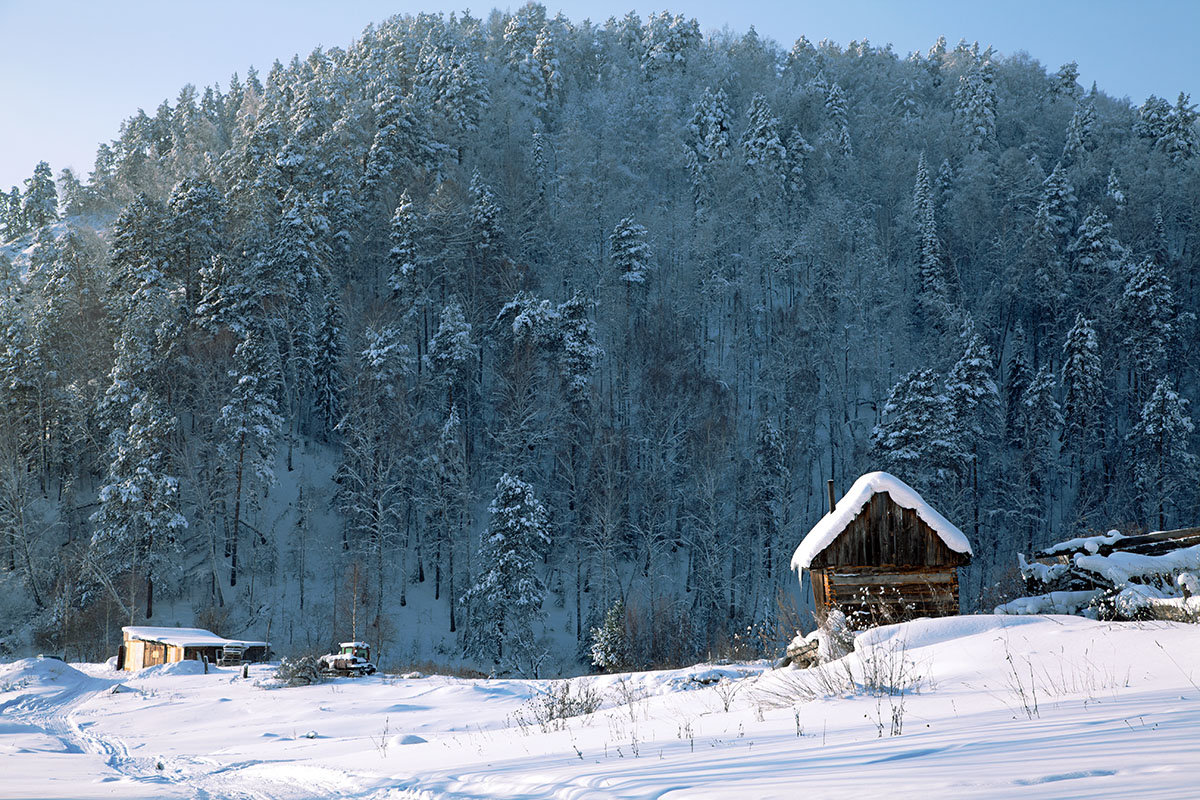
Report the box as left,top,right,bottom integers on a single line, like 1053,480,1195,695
4,615,1199,799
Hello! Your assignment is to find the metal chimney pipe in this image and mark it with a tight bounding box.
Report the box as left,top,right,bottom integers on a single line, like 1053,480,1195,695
827,479,836,514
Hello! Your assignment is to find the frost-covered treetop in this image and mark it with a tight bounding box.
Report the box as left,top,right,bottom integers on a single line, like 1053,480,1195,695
790,471,973,571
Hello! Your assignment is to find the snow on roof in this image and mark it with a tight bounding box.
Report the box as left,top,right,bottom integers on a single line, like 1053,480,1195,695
790,471,972,571
340,642,370,648
122,626,268,649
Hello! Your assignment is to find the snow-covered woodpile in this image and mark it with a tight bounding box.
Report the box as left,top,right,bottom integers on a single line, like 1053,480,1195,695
791,472,972,628
998,527,1200,620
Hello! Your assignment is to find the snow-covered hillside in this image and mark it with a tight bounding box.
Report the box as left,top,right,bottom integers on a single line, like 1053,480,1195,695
5,615,1199,799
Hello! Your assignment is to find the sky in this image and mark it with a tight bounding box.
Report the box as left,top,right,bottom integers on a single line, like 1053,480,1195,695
1,0,1197,192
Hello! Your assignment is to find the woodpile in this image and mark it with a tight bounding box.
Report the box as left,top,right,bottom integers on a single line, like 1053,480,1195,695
1003,527,1200,620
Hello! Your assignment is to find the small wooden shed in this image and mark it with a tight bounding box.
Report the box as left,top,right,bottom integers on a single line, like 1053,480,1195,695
791,472,972,626
119,626,269,671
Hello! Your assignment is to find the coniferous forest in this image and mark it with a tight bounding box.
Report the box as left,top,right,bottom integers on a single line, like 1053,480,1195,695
0,6,1197,674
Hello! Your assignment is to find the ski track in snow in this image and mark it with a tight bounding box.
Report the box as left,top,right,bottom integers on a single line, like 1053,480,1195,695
5,615,1200,799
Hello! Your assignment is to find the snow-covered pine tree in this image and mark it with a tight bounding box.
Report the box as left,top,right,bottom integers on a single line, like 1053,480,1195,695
823,82,853,158
589,598,630,672
1128,378,1196,530
741,93,786,177
428,404,469,630
219,328,282,587
1061,96,1096,164
870,369,955,492
425,299,478,410
1038,163,1077,239
22,161,58,231
108,195,170,320
912,153,950,331
462,473,551,669
1003,323,1031,447
945,322,1000,535
362,81,438,196
1160,92,1197,163
1105,168,1126,209
166,177,225,309
784,126,813,199
954,57,996,151
1068,207,1126,314
556,294,602,415
1134,94,1172,145
312,292,345,438
91,296,187,621
1051,61,1080,100
1060,313,1105,483
610,217,652,286
640,11,701,74
7,186,27,237
1118,258,1178,400
750,418,788,612
1016,364,1063,550
686,87,732,208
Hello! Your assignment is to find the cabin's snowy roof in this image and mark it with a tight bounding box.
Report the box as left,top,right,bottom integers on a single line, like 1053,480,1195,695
122,626,267,648
790,471,972,571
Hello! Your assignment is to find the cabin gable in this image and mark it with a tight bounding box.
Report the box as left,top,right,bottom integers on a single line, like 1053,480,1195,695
809,491,970,571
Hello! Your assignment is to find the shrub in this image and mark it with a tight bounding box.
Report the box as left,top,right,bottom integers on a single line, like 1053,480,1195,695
275,655,323,687
515,680,602,732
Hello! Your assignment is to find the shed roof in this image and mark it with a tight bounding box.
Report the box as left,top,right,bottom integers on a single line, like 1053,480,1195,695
790,471,972,571
122,626,268,649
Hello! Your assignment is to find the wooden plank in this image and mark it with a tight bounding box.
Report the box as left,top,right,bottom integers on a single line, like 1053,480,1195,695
830,571,957,587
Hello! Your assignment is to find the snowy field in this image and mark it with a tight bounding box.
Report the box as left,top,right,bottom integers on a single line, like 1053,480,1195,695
4,615,1200,799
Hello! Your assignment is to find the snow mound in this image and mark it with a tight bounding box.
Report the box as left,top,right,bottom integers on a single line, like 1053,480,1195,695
791,471,972,571
138,660,211,677
0,657,93,688
993,590,1102,616
394,733,428,745
855,613,1049,651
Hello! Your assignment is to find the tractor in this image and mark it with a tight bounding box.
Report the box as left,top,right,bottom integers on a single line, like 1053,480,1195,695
318,641,378,677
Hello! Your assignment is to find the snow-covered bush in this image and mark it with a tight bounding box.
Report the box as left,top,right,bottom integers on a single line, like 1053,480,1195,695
515,680,602,732
275,656,324,687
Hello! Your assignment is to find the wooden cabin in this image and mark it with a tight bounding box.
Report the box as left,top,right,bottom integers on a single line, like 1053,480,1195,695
791,472,972,627
118,626,269,671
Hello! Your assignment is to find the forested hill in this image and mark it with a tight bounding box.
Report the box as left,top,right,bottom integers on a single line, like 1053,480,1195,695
0,6,1197,673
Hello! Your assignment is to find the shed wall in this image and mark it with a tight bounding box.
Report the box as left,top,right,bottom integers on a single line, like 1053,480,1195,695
806,491,968,625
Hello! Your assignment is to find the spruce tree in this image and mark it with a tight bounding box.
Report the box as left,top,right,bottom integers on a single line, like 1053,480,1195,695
463,473,551,668
741,93,786,174
1060,314,1105,488
1118,258,1178,398
1128,378,1196,530
1061,97,1096,164
166,177,225,309
425,300,478,409
22,161,58,231
312,293,345,437
610,217,652,285
870,369,955,491
219,328,282,586
1038,163,1077,239
913,153,950,328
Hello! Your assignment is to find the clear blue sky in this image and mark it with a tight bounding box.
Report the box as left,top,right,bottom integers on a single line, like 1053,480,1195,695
1,0,1197,191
